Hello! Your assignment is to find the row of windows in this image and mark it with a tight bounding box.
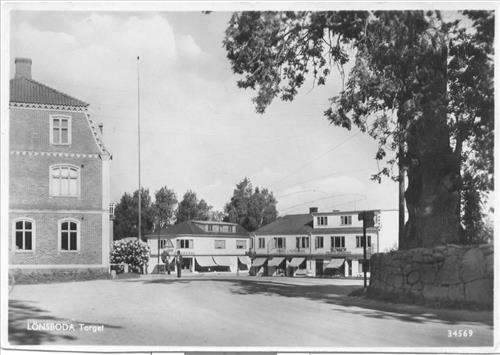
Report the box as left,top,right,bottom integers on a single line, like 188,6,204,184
207,224,234,233
13,218,80,252
316,215,354,226
256,235,372,249
176,239,247,250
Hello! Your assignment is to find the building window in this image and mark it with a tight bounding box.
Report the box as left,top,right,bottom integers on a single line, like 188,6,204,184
356,236,372,248
296,236,309,249
331,236,345,249
236,240,247,249
317,216,328,226
258,237,265,249
14,218,34,251
208,225,213,232
177,239,193,249
214,240,226,249
315,236,324,249
50,115,71,145
340,215,352,225
273,237,286,249
59,219,79,251
160,239,173,249
50,165,79,197
228,225,234,233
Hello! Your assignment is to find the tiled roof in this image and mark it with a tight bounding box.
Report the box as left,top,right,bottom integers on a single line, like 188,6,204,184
254,214,314,235
10,77,89,107
254,214,378,235
144,220,249,238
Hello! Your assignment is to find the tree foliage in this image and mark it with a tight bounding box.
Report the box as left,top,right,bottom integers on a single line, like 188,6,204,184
153,186,178,229
175,190,213,224
224,177,278,232
110,239,150,273
224,11,494,247
113,188,155,240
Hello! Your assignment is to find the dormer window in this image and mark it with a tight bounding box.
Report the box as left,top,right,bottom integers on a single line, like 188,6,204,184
340,215,352,225
50,115,71,145
317,216,328,226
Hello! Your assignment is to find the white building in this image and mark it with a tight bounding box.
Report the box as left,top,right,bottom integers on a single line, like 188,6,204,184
145,220,251,274
251,207,398,277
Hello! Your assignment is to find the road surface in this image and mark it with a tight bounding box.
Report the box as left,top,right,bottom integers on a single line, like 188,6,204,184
7,274,494,349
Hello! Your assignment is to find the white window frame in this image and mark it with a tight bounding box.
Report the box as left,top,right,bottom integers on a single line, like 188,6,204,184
236,240,247,249
258,237,265,249
49,164,80,197
12,217,35,252
341,215,352,225
58,218,80,252
214,240,226,249
50,115,72,145
317,216,328,226
315,235,324,249
331,236,345,249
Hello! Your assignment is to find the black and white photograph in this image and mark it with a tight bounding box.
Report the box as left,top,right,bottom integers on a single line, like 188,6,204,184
1,1,497,353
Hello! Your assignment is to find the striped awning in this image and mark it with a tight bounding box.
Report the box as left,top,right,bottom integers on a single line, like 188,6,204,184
252,257,267,268
213,256,232,266
238,256,251,265
268,257,285,267
289,257,305,268
195,256,217,267
324,259,344,269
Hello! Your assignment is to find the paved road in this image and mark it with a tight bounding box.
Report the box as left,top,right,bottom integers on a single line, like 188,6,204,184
8,274,494,348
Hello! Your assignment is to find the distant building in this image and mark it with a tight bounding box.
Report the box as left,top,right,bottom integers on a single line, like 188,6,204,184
251,207,398,277
145,220,251,274
9,58,113,273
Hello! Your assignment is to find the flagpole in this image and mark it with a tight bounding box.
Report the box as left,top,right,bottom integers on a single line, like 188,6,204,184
137,56,142,242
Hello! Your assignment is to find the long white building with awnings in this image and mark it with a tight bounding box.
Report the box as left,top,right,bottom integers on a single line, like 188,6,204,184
250,207,398,277
144,220,251,274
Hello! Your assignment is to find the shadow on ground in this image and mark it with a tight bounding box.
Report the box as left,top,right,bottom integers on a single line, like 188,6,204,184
141,277,493,327
8,299,122,345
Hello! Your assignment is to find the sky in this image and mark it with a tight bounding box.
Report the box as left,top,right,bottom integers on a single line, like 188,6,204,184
8,9,400,215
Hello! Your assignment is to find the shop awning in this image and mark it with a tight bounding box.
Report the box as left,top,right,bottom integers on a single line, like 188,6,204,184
252,257,267,268
195,256,217,267
324,259,345,269
289,257,305,268
268,257,285,267
238,256,251,265
213,256,232,266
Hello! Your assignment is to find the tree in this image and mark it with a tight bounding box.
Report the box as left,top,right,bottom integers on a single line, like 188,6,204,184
175,190,213,224
224,177,278,231
224,11,493,248
114,188,154,240
110,239,150,273
152,186,178,229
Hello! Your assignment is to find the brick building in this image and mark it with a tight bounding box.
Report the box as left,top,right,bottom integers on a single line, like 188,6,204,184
9,58,112,273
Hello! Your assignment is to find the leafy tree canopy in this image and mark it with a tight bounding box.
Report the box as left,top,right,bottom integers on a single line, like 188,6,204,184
175,190,213,224
114,188,155,241
153,186,178,229
224,177,278,232
224,10,493,247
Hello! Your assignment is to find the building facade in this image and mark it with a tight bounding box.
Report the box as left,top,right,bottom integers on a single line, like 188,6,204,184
251,208,398,277
9,58,112,273
145,220,250,274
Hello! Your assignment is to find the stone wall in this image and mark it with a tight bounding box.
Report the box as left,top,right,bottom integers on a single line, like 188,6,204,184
369,244,493,308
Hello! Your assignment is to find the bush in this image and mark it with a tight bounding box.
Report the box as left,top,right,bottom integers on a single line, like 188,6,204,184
110,239,150,273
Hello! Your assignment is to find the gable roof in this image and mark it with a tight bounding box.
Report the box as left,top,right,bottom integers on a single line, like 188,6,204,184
10,77,89,107
254,214,314,235
145,220,249,238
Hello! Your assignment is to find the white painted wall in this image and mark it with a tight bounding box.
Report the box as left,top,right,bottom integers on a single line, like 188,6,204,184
378,209,399,252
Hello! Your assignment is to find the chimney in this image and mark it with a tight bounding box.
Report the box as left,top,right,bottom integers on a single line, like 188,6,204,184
15,58,32,79
309,207,318,214
98,123,104,134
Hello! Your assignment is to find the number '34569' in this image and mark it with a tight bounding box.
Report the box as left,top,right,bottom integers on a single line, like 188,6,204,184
448,329,474,338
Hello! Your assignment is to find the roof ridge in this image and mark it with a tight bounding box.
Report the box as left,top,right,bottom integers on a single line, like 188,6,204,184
11,77,89,107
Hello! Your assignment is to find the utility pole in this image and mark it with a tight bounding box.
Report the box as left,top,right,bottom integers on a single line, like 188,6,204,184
137,56,142,242
358,210,375,288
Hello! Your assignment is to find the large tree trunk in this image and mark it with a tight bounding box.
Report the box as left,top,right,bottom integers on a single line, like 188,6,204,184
400,41,461,249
